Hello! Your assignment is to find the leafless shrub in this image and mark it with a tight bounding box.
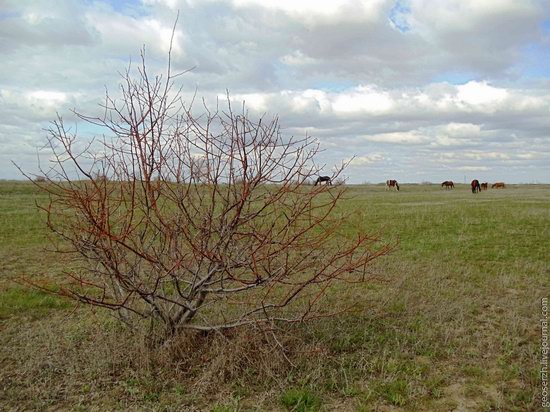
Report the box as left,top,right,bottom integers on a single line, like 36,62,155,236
18,47,390,342
93,172,109,183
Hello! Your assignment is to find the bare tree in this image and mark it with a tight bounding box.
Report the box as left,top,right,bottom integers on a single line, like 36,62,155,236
18,50,390,340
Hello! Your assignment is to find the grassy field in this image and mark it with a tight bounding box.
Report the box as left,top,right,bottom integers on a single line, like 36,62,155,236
0,181,548,411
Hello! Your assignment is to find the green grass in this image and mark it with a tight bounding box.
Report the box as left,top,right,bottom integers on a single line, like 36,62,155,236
0,287,70,319
0,181,548,410
280,388,321,411
374,379,409,406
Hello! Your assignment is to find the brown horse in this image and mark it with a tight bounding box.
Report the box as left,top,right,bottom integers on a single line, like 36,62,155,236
386,180,399,191
492,182,505,189
441,180,454,189
481,182,488,191
471,179,481,194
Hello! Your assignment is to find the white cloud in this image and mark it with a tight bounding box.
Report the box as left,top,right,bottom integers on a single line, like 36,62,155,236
332,86,393,114
288,90,331,113
86,10,183,56
516,152,542,159
363,131,427,144
456,81,508,107
26,90,67,106
443,122,481,138
456,166,491,171
142,0,180,8
349,153,385,166
280,51,318,67
464,152,510,160
227,93,268,111
231,0,389,22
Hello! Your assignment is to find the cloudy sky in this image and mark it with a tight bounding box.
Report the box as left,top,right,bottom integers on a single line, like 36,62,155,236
2,0,550,183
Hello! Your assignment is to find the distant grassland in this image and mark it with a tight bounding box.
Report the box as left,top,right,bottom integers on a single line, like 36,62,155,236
1,181,549,411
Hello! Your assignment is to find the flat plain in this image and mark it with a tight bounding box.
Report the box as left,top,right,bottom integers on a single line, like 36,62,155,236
1,181,548,411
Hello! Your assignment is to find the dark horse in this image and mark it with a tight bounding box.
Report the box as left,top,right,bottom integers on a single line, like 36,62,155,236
471,179,481,194
386,180,399,191
314,176,332,186
441,180,454,189
481,182,488,190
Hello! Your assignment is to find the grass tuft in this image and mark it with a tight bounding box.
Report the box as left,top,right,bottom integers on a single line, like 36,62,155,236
280,388,321,411
375,379,409,406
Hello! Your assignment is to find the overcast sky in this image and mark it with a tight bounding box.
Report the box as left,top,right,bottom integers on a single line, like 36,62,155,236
2,0,550,183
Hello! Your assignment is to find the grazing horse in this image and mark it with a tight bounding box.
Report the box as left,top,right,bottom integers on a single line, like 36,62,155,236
441,180,454,189
386,180,400,191
481,182,488,191
314,176,332,186
471,179,481,194
492,182,505,189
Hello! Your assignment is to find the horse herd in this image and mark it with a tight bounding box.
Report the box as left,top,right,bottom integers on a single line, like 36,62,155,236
469,180,506,193
314,176,506,194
